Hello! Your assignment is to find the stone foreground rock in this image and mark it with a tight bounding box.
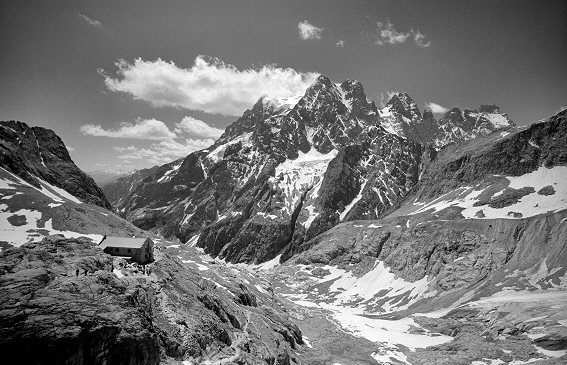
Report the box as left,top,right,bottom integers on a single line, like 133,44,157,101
0,236,302,364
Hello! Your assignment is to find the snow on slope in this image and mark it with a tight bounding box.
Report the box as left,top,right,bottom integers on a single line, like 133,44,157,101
0,168,104,247
279,259,451,363
409,165,567,219
1,167,83,204
262,95,302,112
273,148,338,214
378,105,405,137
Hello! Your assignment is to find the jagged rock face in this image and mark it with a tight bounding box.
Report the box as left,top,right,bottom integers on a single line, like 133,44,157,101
434,105,515,147
0,236,302,364
0,120,111,209
411,109,566,203
114,76,427,264
378,94,515,147
290,209,567,312
112,76,522,264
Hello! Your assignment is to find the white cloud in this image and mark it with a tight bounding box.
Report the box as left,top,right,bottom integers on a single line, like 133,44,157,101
425,102,449,114
554,106,566,115
374,19,411,45
66,146,75,152
114,139,213,165
80,119,176,140
100,56,318,116
81,116,223,166
298,20,324,40
367,19,430,48
413,30,431,48
174,116,223,139
79,13,103,27
336,40,345,48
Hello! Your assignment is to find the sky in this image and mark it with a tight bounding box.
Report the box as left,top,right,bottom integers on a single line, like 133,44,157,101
1,0,566,171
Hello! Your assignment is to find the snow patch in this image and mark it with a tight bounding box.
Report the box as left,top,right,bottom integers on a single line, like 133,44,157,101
340,179,368,221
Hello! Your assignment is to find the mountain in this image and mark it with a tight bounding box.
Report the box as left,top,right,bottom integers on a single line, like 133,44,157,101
0,120,111,209
378,93,515,146
0,120,146,248
112,76,431,263
268,110,567,363
111,77,522,265
87,168,138,185
101,165,160,209
1,95,565,365
434,104,515,147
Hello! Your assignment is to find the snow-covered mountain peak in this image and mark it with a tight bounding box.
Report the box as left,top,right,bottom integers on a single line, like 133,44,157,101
384,92,422,122
261,95,303,113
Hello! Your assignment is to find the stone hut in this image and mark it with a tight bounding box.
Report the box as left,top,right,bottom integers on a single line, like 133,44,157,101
99,236,154,264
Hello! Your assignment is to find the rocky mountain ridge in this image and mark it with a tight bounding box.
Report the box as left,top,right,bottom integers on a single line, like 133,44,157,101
107,75,517,265
110,76,429,263
0,120,111,209
378,93,515,146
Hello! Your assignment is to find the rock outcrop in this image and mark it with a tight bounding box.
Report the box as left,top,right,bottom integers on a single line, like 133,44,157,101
0,235,303,364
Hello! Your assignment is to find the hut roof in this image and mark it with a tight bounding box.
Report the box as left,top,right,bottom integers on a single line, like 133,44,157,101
99,236,149,249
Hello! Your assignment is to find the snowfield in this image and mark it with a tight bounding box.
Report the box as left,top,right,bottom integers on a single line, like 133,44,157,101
275,147,337,214
409,165,567,219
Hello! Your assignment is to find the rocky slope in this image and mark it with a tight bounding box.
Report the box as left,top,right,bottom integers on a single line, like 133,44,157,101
272,210,567,364
110,76,517,265
0,120,111,209
101,165,160,209
0,235,304,364
378,94,515,147
0,158,147,250
113,76,431,264
393,108,567,221
262,110,567,364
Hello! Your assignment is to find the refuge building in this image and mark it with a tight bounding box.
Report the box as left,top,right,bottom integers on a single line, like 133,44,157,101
99,236,154,264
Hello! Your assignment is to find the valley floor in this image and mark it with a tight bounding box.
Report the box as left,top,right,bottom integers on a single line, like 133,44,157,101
159,239,567,365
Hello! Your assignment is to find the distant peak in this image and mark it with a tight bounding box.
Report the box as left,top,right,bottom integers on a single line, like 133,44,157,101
385,92,421,120
477,104,500,114
312,75,333,88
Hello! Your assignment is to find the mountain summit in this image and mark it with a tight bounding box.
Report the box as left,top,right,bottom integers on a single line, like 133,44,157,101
105,76,517,264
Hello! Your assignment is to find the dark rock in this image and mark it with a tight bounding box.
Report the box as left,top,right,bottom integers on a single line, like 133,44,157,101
0,120,111,209
538,185,556,196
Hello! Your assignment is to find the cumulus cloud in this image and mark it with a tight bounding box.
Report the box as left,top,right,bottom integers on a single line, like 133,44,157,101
79,13,103,27
81,116,224,165
298,20,324,40
100,56,318,116
114,139,214,165
413,30,431,48
80,119,176,140
426,102,450,114
336,40,345,48
174,116,224,139
367,19,430,48
66,146,75,152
